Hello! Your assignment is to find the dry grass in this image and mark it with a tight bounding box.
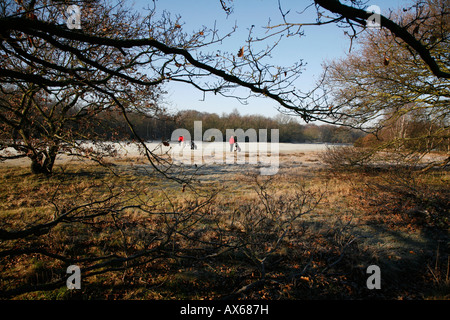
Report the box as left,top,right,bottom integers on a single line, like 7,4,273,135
0,150,448,300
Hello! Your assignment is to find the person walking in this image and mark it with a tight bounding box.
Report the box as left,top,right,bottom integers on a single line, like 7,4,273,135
178,135,185,148
229,136,235,152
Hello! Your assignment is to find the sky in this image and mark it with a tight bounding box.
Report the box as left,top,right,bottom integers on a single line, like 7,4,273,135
134,0,412,119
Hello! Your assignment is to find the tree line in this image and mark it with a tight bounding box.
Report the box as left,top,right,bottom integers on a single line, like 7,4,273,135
91,108,364,143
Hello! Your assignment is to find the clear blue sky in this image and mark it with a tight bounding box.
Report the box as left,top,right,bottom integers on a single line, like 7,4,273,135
134,0,412,119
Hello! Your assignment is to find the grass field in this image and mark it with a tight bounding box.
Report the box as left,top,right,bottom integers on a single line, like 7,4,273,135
0,147,448,300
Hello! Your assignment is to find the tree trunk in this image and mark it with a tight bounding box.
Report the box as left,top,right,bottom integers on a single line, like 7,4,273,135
30,147,58,175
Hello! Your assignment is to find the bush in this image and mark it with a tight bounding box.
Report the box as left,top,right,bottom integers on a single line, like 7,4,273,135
320,145,373,169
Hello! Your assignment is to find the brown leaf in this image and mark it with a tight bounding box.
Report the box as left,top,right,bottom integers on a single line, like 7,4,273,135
237,46,244,58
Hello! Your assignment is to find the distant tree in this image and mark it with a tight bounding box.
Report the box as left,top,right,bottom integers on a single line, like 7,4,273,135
274,114,304,142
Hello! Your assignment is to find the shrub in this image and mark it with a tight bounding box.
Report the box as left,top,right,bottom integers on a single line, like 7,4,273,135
320,145,373,169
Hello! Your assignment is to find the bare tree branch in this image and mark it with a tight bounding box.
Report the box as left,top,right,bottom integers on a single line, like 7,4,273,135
314,0,450,78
